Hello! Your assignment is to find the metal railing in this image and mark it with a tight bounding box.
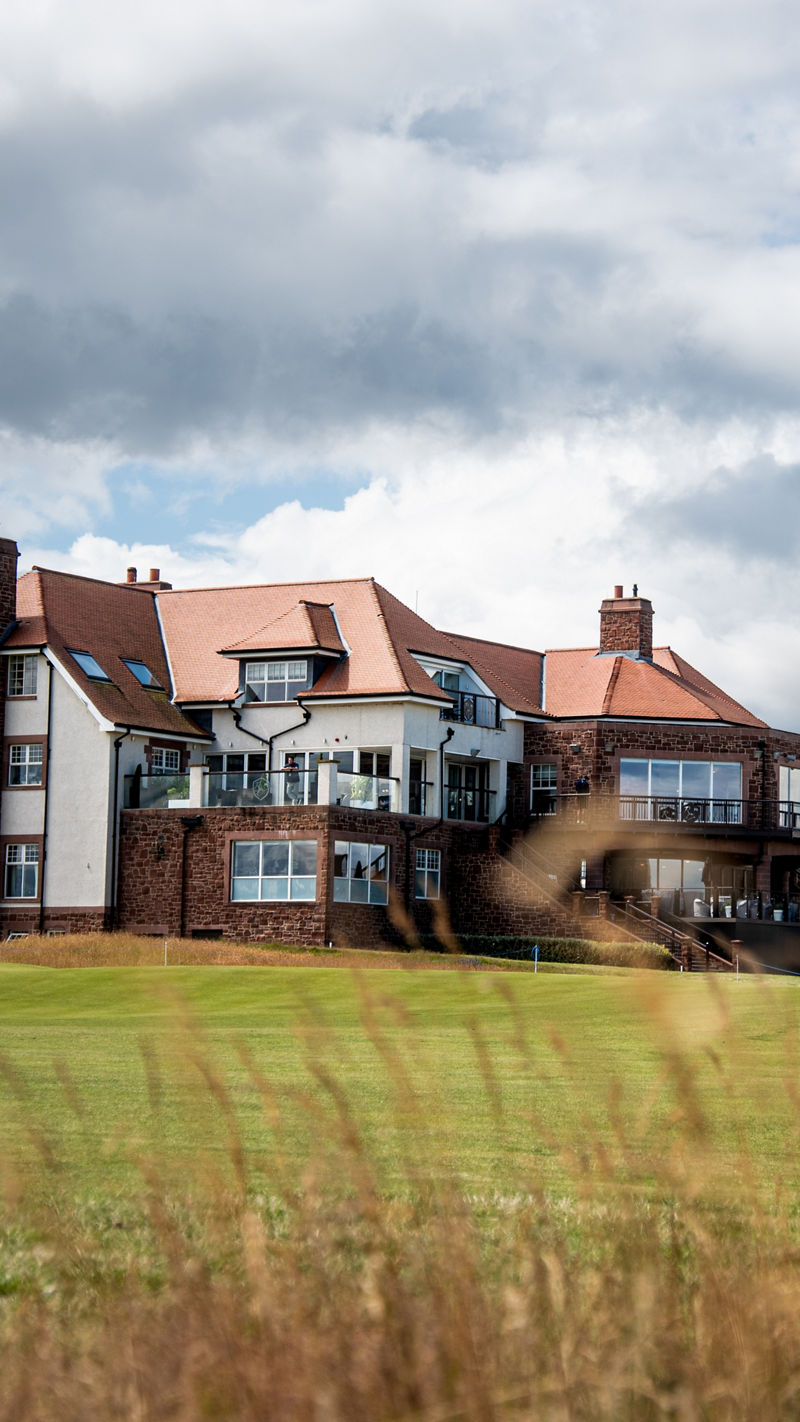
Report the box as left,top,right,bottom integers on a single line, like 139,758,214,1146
439,691,500,728
527,793,800,834
445,785,495,822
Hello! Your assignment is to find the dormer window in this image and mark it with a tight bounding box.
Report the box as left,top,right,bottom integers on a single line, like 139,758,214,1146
69,650,111,682
244,660,311,703
122,658,163,689
432,669,460,694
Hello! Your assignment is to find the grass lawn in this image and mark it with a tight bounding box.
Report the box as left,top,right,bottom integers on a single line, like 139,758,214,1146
2,962,799,1203
5,958,800,1418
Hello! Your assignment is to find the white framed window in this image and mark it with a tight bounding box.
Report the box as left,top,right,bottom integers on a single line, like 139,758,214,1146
151,747,181,774
230,840,317,901
432,669,460,692
4,844,39,899
244,660,310,703
7,655,37,698
333,842,389,905
415,848,441,900
530,762,558,814
8,744,44,786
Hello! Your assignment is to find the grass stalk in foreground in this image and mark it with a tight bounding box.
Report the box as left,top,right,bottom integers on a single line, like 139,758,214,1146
2,966,800,1417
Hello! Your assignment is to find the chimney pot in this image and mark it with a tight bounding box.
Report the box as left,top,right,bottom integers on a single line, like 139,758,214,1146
148,568,160,582
126,567,137,584
613,584,623,599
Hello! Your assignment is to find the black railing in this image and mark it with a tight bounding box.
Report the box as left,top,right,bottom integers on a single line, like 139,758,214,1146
445,785,495,822
528,794,800,834
440,691,500,728
619,795,744,826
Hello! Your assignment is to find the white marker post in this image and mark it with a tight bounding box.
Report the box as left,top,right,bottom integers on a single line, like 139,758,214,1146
164,938,168,967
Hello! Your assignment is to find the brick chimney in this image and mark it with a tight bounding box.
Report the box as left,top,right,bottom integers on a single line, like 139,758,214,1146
599,585,653,659
0,537,19,634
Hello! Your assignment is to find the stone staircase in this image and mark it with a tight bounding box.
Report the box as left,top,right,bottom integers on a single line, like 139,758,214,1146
498,828,734,972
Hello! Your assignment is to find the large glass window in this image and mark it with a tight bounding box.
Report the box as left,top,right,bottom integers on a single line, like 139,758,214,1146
415,849,441,899
244,661,311,703
619,759,742,824
7,655,37,697
8,744,43,786
333,842,389,905
4,844,39,899
231,840,317,901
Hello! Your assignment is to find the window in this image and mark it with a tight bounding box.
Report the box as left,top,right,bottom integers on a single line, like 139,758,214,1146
69,649,111,681
530,762,558,815
619,759,742,824
432,669,460,693
9,744,43,786
333,842,389,905
122,659,163,689
231,840,317,901
151,747,181,774
244,660,311,703
415,849,441,899
4,844,39,899
7,655,37,697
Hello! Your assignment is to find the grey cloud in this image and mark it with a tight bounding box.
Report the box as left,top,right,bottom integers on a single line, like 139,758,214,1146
624,455,800,562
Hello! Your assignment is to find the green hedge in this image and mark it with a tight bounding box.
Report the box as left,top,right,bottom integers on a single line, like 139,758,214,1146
417,933,674,970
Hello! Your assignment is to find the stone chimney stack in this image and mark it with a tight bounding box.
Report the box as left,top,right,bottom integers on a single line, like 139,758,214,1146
599,585,653,660
0,538,19,633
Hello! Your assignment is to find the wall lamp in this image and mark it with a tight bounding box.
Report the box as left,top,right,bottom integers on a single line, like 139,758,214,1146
604,742,616,754
570,743,581,754
469,747,481,757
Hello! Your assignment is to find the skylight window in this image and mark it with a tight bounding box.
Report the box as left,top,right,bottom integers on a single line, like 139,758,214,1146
69,649,111,682
122,658,163,689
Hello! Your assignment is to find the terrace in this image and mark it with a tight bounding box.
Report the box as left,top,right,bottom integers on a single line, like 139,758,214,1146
528,793,800,836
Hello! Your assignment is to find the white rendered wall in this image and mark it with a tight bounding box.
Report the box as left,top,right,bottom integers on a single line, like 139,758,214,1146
42,670,114,909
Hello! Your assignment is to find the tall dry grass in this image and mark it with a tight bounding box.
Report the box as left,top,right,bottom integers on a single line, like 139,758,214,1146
3,970,800,1419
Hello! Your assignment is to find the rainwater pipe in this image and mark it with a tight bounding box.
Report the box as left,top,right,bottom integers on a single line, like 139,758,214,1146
109,724,132,929
401,725,455,912
37,655,55,934
231,703,312,776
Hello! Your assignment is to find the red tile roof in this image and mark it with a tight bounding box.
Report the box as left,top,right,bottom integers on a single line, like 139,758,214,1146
221,600,346,656
7,569,208,738
544,646,766,727
3,567,767,730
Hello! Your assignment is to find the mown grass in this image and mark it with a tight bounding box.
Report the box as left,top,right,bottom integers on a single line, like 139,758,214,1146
3,946,800,1418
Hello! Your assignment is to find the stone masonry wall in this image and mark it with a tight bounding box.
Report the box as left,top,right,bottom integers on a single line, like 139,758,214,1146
117,805,575,948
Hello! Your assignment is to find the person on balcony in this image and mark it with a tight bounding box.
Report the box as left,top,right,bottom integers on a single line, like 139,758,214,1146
285,755,302,804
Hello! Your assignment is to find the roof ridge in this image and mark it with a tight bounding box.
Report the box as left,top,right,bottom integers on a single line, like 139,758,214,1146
443,630,545,657
158,575,375,597
601,657,623,714
368,581,418,692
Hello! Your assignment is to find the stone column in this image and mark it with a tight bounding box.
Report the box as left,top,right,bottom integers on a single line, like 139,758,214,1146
317,759,338,806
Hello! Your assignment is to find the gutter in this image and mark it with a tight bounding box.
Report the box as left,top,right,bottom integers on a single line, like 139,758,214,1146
231,703,312,775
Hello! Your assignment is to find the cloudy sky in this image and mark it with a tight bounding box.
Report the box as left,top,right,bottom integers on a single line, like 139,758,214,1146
3,0,800,724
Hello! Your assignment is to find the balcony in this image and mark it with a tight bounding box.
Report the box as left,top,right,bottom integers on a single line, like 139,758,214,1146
439,691,500,729
124,765,400,813
527,794,800,835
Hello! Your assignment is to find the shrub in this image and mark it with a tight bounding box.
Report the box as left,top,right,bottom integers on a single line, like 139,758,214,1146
417,932,673,969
